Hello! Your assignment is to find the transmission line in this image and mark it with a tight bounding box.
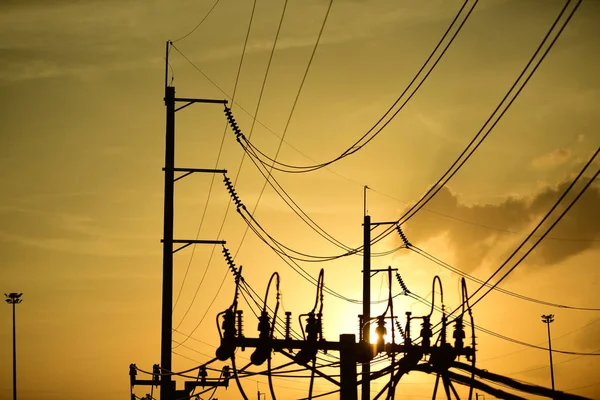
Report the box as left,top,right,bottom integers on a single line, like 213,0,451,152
456,147,598,318
231,0,478,173
171,0,221,43
171,0,259,336
410,245,600,311
367,0,584,248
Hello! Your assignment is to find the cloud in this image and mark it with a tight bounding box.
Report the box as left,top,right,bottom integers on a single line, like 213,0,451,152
0,205,157,257
531,148,572,169
401,177,600,273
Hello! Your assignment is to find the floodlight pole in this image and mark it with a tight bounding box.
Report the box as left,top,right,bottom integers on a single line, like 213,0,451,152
5,293,23,400
541,314,555,396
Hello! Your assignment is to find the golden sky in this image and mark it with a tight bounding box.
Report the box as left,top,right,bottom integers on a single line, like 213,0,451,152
1,0,599,399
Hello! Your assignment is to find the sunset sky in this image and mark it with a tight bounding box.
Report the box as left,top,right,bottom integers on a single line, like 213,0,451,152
1,0,599,399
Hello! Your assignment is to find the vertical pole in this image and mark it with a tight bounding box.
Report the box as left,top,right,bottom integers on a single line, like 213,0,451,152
12,301,16,400
361,214,371,400
340,334,358,400
547,321,555,394
161,42,176,398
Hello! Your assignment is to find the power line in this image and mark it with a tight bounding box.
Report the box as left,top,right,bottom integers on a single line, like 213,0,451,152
461,149,599,316
171,0,222,43
410,245,600,311
506,351,596,376
409,293,600,357
215,0,357,305
233,0,477,174
172,0,259,337
372,187,600,243
368,0,584,248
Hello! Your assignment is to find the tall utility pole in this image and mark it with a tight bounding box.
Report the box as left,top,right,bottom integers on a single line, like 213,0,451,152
541,314,556,395
160,41,227,400
161,57,176,399
362,212,371,400
5,292,23,400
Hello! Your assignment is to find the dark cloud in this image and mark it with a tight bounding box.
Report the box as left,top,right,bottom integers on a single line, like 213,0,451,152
402,177,600,272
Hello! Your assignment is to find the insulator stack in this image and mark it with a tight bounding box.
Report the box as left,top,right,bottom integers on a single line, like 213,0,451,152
453,316,465,352
223,175,244,209
257,311,271,340
395,225,412,247
395,272,411,294
236,310,245,351
441,312,448,345
305,313,318,342
224,106,243,139
405,311,412,347
394,318,406,340
236,310,244,338
317,313,324,341
285,311,292,341
420,316,432,349
222,308,237,340
222,245,241,280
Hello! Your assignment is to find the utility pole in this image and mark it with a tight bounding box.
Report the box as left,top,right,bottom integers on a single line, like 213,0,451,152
362,211,371,400
362,188,400,400
5,292,23,400
340,334,358,399
161,43,176,398
541,314,555,396
159,41,228,400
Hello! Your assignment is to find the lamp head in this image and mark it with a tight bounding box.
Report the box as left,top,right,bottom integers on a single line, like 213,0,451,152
4,293,23,304
541,314,555,323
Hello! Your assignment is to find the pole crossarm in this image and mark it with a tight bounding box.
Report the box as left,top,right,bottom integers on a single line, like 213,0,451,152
369,267,398,278
174,97,228,112
163,239,226,253
168,168,228,182
368,221,398,227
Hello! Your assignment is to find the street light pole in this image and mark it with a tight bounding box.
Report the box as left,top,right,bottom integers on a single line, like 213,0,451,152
541,314,555,395
5,293,23,400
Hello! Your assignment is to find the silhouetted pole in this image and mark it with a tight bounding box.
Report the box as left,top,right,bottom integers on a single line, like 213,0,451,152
362,213,371,400
541,314,555,395
341,334,358,400
5,293,23,400
161,41,176,399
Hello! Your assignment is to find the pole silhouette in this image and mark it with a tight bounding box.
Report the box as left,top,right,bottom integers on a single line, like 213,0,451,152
541,314,556,395
5,293,23,400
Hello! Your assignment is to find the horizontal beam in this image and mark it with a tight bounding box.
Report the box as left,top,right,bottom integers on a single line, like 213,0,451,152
169,168,227,173
163,239,226,245
367,221,398,227
174,97,228,104
225,337,473,358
